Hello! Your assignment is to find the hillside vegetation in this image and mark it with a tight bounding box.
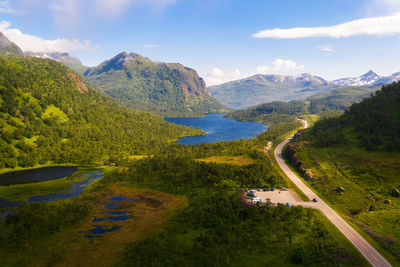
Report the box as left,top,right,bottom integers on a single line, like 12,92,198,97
286,82,400,263
226,85,381,124
0,56,200,169
83,52,226,115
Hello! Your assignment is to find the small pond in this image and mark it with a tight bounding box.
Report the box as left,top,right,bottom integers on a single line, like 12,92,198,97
0,166,79,186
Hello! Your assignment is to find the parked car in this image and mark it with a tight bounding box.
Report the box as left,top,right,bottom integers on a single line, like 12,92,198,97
281,188,288,191
271,188,275,191
312,198,318,202
286,203,290,207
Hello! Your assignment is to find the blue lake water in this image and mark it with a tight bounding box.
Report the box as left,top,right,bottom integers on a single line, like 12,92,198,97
165,113,267,145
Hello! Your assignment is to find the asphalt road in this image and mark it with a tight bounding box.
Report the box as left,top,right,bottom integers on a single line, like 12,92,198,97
274,119,391,267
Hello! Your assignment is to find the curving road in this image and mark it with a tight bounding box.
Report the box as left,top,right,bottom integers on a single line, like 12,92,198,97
274,119,391,267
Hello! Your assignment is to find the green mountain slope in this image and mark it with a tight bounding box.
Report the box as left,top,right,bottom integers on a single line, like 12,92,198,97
0,56,200,169
286,82,400,263
0,32,23,56
83,52,226,115
226,85,381,124
313,82,400,151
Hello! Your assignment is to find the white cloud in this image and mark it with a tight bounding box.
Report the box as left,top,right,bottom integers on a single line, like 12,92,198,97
253,12,400,39
0,0,21,14
94,0,133,17
0,20,94,53
49,0,80,29
143,44,159,48
94,0,177,17
318,45,334,52
205,68,244,86
366,0,400,15
256,59,306,74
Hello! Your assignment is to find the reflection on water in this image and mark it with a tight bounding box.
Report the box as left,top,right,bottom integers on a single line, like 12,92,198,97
0,166,79,186
0,170,103,217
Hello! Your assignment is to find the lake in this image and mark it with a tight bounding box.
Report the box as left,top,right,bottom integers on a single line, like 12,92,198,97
165,113,267,145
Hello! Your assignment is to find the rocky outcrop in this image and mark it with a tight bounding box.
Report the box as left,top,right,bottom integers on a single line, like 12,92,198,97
336,186,345,193
284,144,315,181
391,188,399,197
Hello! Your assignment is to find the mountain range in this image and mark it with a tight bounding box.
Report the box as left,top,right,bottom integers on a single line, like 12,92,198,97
0,32,225,115
208,73,337,109
209,70,400,109
82,52,226,115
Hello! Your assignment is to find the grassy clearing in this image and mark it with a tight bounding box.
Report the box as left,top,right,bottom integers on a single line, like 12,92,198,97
302,114,319,127
127,155,149,160
197,155,256,166
41,104,69,123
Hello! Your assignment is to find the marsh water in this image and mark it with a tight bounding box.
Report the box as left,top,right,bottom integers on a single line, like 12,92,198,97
0,169,103,211
0,166,79,186
165,113,267,145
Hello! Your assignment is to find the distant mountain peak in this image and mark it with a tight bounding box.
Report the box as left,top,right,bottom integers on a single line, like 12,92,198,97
332,70,381,87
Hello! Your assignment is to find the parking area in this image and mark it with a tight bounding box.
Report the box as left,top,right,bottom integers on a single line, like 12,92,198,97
246,189,317,208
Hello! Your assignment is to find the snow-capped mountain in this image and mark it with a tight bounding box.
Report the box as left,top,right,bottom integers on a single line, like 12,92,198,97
374,72,400,85
331,70,381,87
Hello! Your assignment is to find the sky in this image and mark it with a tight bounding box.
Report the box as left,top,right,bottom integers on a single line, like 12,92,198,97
1,0,400,86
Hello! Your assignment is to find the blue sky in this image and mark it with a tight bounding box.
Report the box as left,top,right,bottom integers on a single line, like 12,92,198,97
1,0,400,85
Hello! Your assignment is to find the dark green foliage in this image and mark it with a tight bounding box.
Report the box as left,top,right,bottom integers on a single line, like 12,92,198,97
83,52,226,115
312,117,347,147
0,200,90,248
225,100,307,124
312,82,400,151
0,56,200,168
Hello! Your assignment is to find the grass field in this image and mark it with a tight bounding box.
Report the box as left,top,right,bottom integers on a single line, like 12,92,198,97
292,136,400,263
197,155,256,166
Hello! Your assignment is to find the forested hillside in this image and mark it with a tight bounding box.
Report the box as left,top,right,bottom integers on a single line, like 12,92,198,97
226,85,381,124
0,56,200,169
287,82,400,262
312,81,400,151
83,52,226,115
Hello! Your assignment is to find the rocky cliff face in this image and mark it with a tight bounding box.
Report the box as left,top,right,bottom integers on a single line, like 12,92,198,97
83,52,225,114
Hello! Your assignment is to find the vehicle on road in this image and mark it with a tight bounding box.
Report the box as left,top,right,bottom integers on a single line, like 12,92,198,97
312,198,318,202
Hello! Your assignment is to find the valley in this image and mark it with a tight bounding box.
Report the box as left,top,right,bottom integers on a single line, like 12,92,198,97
1,6,400,265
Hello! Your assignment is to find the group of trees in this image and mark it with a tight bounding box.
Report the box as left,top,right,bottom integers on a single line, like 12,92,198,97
103,154,359,266
0,56,200,169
